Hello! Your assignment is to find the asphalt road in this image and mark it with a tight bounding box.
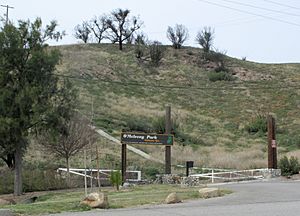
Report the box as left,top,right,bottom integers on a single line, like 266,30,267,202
49,180,300,216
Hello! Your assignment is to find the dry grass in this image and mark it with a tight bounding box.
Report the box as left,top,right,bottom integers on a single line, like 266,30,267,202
16,43,300,181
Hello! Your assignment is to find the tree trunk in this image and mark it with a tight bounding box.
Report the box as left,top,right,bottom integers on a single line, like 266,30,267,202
66,157,70,187
119,37,123,50
14,143,23,196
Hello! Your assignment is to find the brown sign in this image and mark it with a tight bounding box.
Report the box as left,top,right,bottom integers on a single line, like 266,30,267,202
121,132,173,145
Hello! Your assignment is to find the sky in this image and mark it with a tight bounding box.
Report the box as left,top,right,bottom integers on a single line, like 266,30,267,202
3,0,300,63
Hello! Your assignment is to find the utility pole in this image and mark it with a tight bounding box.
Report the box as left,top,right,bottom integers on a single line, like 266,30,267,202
1,5,14,25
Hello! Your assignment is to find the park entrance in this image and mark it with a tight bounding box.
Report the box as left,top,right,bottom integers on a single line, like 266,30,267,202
120,106,174,183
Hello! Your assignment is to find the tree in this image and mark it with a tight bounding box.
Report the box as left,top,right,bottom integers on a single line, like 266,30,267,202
105,8,143,50
89,16,109,43
166,24,189,49
37,113,97,185
0,18,70,195
74,21,91,43
195,26,214,53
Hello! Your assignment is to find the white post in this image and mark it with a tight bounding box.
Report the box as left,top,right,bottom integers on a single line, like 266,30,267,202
212,169,214,183
137,171,142,181
84,149,87,196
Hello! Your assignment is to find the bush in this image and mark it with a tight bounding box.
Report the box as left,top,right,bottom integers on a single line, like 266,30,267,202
245,114,267,134
0,168,69,194
151,116,195,146
279,156,300,176
143,167,160,180
149,41,165,67
110,170,122,191
151,116,181,136
203,50,226,63
208,71,235,82
125,117,152,133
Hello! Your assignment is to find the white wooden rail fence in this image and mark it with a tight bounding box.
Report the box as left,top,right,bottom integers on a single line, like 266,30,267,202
57,168,142,182
190,168,267,183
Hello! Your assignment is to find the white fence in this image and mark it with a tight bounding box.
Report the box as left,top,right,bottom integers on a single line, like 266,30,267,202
57,168,142,182
190,168,268,183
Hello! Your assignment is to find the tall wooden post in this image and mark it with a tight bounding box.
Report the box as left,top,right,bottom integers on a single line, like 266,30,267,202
121,143,127,184
96,145,101,191
267,115,277,169
84,149,87,196
165,106,171,174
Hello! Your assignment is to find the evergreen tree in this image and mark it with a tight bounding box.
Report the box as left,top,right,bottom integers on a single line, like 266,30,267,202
0,18,73,195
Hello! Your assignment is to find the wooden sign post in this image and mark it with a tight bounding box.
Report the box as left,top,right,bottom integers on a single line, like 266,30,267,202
165,106,172,174
267,115,277,169
121,143,127,184
120,106,174,183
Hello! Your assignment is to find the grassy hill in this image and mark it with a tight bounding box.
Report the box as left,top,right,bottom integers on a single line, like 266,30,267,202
32,43,300,170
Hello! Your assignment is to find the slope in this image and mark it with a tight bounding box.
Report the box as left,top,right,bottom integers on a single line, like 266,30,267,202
52,43,300,170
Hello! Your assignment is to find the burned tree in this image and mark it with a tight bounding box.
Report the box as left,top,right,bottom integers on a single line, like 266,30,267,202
89,16,109,43
196,26,215,53
105,8,143,50
74,21,91,43
166,24,189,49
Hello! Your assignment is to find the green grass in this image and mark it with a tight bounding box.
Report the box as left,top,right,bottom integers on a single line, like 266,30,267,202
2,185,231,215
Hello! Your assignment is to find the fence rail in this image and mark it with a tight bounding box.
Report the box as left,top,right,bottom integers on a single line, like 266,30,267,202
57,168,142,182
190,168,268,183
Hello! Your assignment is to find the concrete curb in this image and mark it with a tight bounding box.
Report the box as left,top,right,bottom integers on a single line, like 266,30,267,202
0,209,15,216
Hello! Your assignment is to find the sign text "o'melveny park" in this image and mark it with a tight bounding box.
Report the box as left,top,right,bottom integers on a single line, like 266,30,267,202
121,133,173,145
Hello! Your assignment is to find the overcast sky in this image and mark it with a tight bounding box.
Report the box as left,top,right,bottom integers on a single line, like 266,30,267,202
3,0,300,63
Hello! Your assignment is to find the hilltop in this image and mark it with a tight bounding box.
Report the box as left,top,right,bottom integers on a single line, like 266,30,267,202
36,43,300,170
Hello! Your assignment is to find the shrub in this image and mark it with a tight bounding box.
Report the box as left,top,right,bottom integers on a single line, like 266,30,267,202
151,116,180,135
149,41,165,67
151,116,195,146
245,114,267,134
110,170,122,191
203,50,226,63
0,168,69,194
208,71,235,82
143,167,160,180
279,156,300,176
134,33,148,60
125,117,151,133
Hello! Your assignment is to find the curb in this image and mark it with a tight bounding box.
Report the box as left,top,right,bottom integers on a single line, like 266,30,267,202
0,209,15,216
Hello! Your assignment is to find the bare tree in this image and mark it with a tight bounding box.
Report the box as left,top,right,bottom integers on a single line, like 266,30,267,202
195,26,215,53
74,21,91,43
38,114,97,185
89,16,109,43
166,24,189,49
105,8,143,50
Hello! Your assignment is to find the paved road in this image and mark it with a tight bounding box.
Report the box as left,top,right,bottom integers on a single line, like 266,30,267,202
49,180,300,216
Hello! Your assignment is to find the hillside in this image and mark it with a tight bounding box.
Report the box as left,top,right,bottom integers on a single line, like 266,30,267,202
43,44,300,170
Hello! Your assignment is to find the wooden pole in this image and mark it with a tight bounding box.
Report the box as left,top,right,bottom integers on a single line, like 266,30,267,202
96,145,101,191
165,106,171,174
84,149,87,196
121,144,127,184
267,115,277,169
